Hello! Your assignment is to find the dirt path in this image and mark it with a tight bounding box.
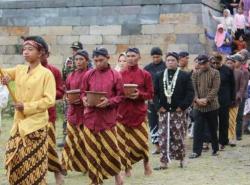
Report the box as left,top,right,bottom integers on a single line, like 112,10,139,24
1,117,250,185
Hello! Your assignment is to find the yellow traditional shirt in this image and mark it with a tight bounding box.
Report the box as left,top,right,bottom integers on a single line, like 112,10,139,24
2,64,56,137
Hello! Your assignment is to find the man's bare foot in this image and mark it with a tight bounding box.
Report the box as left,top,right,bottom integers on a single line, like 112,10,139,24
55,172,64,185
144,161,152,176
125,169,132,177
115,173,124,185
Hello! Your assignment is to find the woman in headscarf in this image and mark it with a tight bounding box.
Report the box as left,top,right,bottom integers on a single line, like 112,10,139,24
61,50,90,175
115,52,127,72
209,9,234,34
205,24,233,55
1,36,56,185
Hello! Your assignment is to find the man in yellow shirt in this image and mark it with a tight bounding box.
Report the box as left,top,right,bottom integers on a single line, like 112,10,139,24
1,36,56,185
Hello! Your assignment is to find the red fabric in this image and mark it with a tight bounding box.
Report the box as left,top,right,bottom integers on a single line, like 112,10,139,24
42,60,64,123
66,69,87,126
81,66,123,132
117,65,154,127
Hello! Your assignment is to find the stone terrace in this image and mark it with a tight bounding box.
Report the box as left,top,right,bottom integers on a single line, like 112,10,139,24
0,0,221,68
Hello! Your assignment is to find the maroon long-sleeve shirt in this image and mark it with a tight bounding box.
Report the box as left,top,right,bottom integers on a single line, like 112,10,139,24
81,66,123,133
66,69,88,126
42,60,64,123
117,65,154,127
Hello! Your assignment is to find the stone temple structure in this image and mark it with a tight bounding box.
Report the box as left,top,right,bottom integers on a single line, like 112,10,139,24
0,0,222,68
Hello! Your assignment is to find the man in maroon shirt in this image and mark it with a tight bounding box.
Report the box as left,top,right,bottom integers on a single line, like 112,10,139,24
81,47,123,185
35,38,65,184
117,47,153,177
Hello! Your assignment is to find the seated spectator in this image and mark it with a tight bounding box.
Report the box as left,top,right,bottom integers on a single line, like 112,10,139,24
233,34,247,53
209,9,234,34
205,24,233,55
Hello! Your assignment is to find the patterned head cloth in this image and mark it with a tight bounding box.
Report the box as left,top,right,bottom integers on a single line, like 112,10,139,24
126,47,140,55
92,47,109,58
22,36,49,54
74,50,89,60
166,52,179,61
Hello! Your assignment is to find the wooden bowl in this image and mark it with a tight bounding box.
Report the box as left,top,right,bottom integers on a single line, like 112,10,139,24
85,91,107,106
124,84,138,96
66,89,81,102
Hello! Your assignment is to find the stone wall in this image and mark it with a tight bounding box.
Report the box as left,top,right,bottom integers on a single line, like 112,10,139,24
0,0,221,68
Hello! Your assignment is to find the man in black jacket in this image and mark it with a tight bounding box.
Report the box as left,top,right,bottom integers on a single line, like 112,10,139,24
144,47,166,154
211,53,235,150
154,52,194,170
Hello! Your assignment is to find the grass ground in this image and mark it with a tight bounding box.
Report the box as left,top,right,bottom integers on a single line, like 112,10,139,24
1,115,250,185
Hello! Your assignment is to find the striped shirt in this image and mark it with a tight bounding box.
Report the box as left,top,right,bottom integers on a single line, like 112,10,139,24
192,67,220,112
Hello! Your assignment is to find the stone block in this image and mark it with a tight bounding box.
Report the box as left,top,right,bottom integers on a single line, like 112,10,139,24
0,36,19,45
102,0,123,6
199,33,207,44
181,4,202,13
40,8,59,18
78,7,102,16
129,35,152,45
102,35,130,44
26,17,46,26
48,55,64,65
0,27,9,36
118,6,141,15
80,16,98,26
5,45,19,55
118,15,139,24
90,25,121,35
97,45,117,54
29,26,72,35
141,24,174,34
57,36,79,45
188,43,205,54
50,44,72,56
2,55,25,65
7,27,29,36
160,0,182,3
95,16,119,26
43,35,58,46
141,5,160,15
61,17,81,26
7,18,27,26
116,44,130,53
176,34,200,44
160,13,197,24
151,34,176,45
72,26,90,35
0,46,6,54
167,44,188,52
100,7,120,16
79,35,102,45
174,24,203,34
138,14,159,24
45,17,62,26
0,18,8,26
122,23,141,35
160,4,181,14
133,44,155,54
